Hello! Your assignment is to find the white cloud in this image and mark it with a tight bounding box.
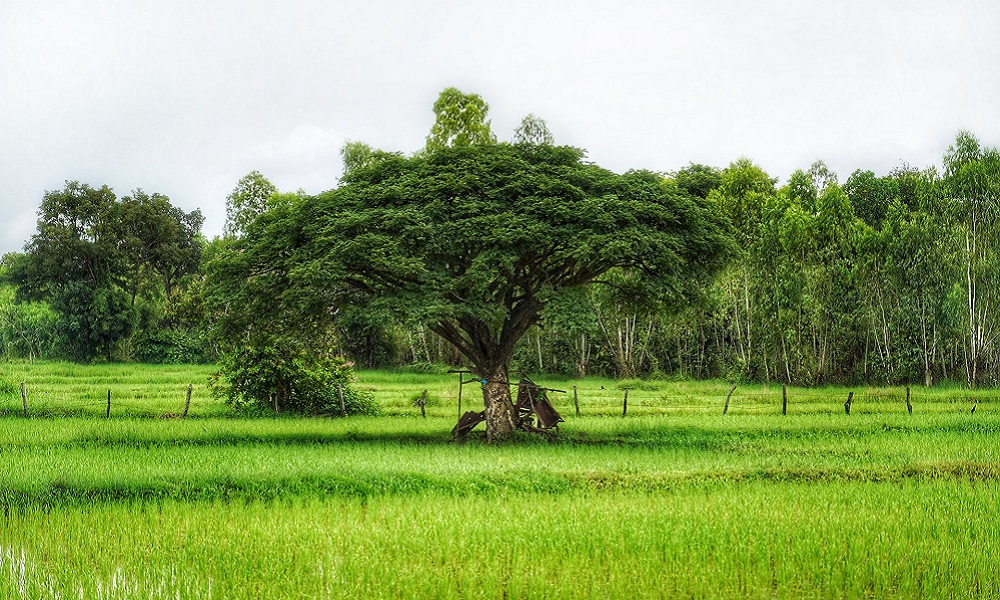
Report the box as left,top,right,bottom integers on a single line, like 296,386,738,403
1,0,998,252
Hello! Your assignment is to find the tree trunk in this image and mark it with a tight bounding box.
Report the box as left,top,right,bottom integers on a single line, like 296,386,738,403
480,364,516,442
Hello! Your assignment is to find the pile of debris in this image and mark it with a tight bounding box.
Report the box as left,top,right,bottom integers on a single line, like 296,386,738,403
452,375,564,439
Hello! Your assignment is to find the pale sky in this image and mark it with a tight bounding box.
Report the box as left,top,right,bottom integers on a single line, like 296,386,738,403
2,0,998,254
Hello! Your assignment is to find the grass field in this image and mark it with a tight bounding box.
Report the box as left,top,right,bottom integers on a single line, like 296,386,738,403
0,362,998,598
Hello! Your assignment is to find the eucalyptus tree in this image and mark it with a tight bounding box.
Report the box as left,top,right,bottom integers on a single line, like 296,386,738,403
513,114,554,146
807,183,860,383
224,171,276,238
709,158,776,379
851,166,956,385
592,270,658,379
425,87,496,152
844,169,899,229
944,131,1000,386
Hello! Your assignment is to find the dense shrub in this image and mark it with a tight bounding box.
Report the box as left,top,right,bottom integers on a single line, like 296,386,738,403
133,327,215,364
210,344,377,415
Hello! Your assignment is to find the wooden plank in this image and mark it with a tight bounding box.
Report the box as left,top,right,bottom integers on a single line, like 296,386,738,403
533,397,564,430
451,411,486,438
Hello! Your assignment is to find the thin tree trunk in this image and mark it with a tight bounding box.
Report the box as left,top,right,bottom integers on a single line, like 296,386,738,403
743,269,753,374
419,325,432,364
536,333,543,372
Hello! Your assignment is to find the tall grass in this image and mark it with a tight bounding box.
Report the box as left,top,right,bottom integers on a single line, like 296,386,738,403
1,482,996,599
0,412,997,504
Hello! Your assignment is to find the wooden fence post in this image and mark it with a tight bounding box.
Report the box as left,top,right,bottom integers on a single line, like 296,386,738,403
781,384,788,416
20,382,28,418
724,384,737,415
182,384,192,418
573,385,580,417
106,389,111,418
337,383,346,417
905,386,912,414
420,389,427,418
844,391,853,415
622,389,629,417
457,373,463,419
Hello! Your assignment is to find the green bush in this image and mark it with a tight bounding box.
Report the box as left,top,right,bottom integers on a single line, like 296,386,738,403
134,327,214,364
211,344,378,416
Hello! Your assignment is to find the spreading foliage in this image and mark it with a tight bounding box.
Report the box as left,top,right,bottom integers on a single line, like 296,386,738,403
212,141,730,438
306,143,730,367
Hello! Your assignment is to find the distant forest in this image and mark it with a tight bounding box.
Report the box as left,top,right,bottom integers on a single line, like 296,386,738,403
3,124,999,389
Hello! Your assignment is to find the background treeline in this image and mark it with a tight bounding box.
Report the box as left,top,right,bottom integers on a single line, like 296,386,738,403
1,183,213,364
327,131,1000,388
3,131,999,388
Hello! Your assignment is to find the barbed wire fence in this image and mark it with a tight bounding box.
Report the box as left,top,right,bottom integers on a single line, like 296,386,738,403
3,382,210,419
2,378,994,420
542,385,991,417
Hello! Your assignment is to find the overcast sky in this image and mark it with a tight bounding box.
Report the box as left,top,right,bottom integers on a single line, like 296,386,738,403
2,0,998,254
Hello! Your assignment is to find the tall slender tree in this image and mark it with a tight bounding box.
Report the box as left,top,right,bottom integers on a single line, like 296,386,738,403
425,87,496,152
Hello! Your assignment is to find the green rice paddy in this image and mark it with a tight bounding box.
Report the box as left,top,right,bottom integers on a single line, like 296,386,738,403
0,362,997,598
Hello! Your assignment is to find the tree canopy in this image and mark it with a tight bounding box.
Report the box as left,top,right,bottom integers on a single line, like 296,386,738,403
219,142,730,439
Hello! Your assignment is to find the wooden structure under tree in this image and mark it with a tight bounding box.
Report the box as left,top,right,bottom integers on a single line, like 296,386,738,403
452,374,564,439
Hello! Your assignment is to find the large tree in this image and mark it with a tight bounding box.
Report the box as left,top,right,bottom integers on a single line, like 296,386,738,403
229,143,730,440
11,181,203,361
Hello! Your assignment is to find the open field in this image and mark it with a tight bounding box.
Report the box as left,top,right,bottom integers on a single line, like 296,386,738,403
2,361,995,419
0,362,998,598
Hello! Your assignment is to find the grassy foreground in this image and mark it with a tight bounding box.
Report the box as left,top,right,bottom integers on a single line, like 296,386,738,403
0,362,998,598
